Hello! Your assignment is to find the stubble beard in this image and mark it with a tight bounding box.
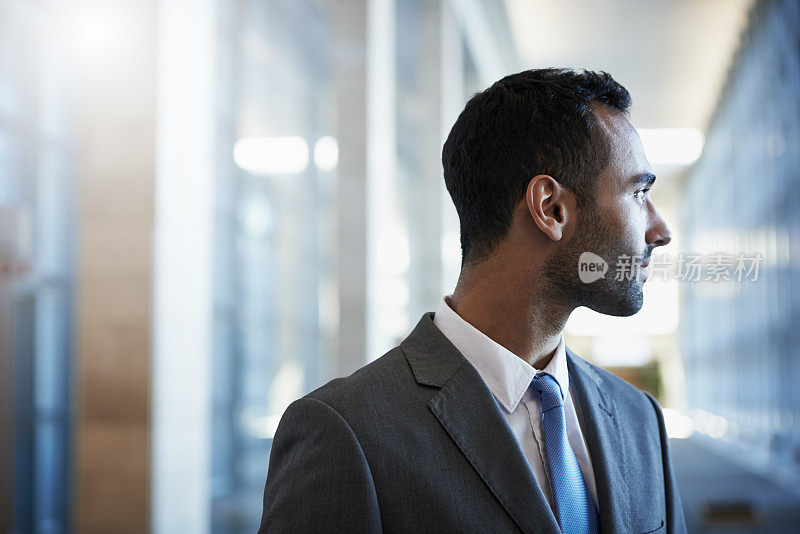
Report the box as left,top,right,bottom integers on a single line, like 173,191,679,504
542,204,644,317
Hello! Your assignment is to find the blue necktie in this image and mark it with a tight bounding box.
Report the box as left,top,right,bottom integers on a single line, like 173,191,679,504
532,373,599,534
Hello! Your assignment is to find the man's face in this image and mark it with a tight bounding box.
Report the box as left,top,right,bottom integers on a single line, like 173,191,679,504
545,107,672,316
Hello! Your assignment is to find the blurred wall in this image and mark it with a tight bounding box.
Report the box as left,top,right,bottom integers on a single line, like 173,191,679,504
75,1,156,531
2,1,77,532
680,0,800,489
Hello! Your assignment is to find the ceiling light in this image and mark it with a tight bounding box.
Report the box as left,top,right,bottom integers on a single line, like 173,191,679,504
314,136,339,171
233,136,309,175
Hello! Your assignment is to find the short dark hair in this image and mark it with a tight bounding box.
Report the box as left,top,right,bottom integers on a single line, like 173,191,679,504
442,68,631,266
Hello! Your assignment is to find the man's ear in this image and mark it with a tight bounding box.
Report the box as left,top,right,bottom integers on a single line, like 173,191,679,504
525,175,571,242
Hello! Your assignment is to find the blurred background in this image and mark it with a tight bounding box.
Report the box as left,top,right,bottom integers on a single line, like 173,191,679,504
0,0,798,532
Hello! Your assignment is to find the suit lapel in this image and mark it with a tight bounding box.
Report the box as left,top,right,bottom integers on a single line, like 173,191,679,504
567,348,632,531
401,314,559,534
429,364,560,534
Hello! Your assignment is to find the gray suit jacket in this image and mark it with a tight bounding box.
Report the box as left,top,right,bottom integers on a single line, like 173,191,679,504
259,313,686,533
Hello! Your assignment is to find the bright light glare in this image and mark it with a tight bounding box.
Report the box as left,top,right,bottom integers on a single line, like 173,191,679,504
242,360,306,439
441,232,461,267
591,335,652,367
314,136,339,171
692,410,730,439
567,279,679,336
239,197,273,238
377,227,409,275
637,128,704,165
75,12,116,55
663,409,694,439
233,136,309,175
65,4,137,65
378,278,410,307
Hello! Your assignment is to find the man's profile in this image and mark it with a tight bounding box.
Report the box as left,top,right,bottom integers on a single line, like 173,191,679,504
259,68,686,533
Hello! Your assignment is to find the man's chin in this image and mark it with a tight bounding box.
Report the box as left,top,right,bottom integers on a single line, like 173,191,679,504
585,284,644,317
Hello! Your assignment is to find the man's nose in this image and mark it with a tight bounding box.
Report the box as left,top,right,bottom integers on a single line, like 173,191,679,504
646,207,672,248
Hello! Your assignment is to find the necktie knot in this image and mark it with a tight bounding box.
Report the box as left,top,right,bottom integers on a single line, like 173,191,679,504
532,373,564,412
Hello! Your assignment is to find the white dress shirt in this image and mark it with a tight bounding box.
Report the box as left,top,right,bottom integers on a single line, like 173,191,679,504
433,296,599,511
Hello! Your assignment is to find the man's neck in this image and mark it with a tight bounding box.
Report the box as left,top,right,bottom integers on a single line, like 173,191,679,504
449,265,571,370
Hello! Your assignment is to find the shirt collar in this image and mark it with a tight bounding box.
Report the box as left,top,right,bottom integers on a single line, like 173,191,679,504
433,296,569,412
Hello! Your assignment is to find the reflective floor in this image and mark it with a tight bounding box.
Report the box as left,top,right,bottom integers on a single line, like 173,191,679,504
672,436,800,533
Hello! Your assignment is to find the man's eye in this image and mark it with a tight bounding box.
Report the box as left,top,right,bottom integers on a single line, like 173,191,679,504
635,189,651,199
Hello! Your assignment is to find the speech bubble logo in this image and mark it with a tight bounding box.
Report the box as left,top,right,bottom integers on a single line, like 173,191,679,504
578,252,608,283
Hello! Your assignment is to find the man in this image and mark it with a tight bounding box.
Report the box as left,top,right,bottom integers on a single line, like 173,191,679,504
259,69,686,533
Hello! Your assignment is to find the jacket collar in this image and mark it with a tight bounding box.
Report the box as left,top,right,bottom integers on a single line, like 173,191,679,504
432,296,570,413
401,312,632,534
401,313,559,534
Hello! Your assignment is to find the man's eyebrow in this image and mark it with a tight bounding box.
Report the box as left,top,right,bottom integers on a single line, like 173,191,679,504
630,173,656,187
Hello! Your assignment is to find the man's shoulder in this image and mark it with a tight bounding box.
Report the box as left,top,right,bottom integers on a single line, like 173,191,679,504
299,345,421,419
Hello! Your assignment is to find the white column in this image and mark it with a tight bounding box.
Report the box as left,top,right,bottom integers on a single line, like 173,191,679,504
151,0,216,531
366,0,400,361
334,1,369,376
